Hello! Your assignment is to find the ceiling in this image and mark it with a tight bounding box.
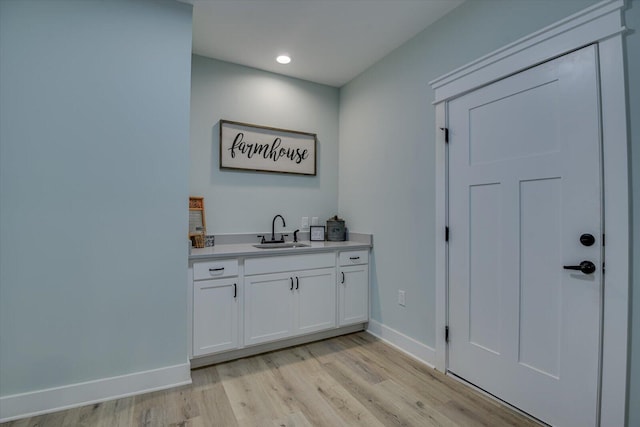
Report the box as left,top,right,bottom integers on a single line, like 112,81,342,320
181,0,465,87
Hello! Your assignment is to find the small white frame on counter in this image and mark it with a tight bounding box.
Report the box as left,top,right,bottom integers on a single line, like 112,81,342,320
310,225,326,241
430,1,629,426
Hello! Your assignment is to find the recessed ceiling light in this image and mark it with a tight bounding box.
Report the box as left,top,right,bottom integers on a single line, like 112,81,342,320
276,55,291,64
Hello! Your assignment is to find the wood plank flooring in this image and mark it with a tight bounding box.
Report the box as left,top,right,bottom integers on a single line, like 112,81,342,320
2,332,540,426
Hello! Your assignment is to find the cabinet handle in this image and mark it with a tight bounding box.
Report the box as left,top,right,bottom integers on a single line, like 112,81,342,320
209,267,224,272
290,277,294,290
341,272,345,284
296,276,299,290
349,256,360,260
233,283,237,298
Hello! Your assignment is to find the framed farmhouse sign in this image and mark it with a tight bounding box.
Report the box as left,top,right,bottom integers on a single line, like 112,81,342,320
220,120,316,176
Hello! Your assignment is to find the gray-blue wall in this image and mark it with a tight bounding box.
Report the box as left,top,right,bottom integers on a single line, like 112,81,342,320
0,0,193,395
190,56,339,234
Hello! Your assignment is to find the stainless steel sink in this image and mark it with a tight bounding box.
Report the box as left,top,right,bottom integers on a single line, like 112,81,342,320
253,242,310,249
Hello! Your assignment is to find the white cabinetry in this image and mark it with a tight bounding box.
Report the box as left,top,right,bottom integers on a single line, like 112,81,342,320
338,250,369,326
192,259,239,357
244,253,336,346
189,244,371,363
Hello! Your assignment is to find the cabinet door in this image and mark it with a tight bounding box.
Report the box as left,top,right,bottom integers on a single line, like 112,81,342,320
295,268,336,335
245,272,295,346
193,278,239,357
338,265,369,326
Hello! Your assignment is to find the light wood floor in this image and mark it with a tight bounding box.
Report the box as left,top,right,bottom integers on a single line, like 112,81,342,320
3,332,540,426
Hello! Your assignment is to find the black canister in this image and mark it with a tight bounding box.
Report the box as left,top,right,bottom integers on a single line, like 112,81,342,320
326,215,346,241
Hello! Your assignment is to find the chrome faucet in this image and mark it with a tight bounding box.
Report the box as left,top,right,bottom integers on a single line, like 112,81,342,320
270,214,286,242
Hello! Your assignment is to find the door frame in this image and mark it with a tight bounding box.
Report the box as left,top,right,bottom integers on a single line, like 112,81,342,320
430,1,629,426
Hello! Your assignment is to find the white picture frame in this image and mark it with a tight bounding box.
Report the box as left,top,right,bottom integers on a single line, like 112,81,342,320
310,225,325,241
220,120,317,176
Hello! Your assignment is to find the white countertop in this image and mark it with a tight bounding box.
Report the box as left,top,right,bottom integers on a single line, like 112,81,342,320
189,235,372,261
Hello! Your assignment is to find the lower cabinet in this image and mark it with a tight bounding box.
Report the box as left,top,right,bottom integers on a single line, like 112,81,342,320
244,267,336,346
190,249,369,360
243,272,294,345
338,264,369,326
193,278,239,357
338,250,369,326
296,268,337,335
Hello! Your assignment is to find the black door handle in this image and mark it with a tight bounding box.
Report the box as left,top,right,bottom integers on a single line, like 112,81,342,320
296,276,299,290
341,271,345,284
563,260,596,275
233,283,237,298
290,277,294,290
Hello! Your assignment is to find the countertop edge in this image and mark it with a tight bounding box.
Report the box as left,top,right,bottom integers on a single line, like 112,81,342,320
189,240,372,261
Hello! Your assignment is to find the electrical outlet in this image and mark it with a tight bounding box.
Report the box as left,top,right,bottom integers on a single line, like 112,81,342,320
301,217,309,229
398,290,406,306
311,216,319,226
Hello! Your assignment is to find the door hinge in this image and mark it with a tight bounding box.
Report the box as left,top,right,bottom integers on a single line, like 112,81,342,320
445,326,450,343
440,127,449,143
445,226,449,242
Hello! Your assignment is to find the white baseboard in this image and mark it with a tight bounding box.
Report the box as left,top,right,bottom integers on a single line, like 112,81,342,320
0,362,191,423
366,319,436,368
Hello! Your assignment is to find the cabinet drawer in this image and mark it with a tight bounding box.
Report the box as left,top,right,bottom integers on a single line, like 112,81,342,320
339,250,368,266
245,252,335,276
193,259,238,280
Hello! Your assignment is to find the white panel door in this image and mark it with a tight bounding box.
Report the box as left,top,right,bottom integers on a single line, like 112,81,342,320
448,45,602,427
295,268,336,335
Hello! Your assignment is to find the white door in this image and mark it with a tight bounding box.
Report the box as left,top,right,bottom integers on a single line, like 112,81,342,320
295,268,336,335
338,264,369,326
244,272,295,346
193,278,239,356
448,45,602,427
